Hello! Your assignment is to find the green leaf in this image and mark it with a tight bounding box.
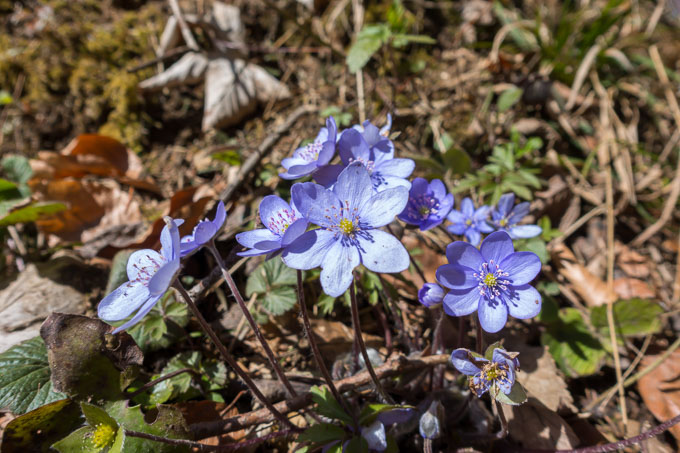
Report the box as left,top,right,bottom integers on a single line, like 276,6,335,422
297,423,346,444
52,426,100,453
81,402,119,429
346,24,391,73
2,155,33,185
497,86,523,112
318,293,337,316
442,147,471,175
493,381,528,406
127,292,189,352
484,341,503,360
0,336,66,414
3,399,82,452
517,237,549,264
105,401,191,453
211,150,242,166
0,178,22,202
390,33,436,46
0,201,66,227
590,299,664,339
541,308,606,377
358,404,412,426
246,257,299,316
148,351,226,405
310,386,354,426
344,436,369,453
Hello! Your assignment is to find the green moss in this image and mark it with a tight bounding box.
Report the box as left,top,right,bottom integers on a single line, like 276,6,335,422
0,1,162,151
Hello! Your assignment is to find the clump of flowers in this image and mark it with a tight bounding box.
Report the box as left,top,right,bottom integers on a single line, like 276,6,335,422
236,195,307,258
451,347,522,400
98,217,182,333
435,231,542,333
398,178,454,231
180,201,226,257
335,127,414,192
446,197,493,246
279,117,338,180
283,162,409,297
490,193,542,239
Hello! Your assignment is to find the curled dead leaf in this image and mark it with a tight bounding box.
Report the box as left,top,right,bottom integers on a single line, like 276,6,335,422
638,348,680,442
501,398,580,449
551,243,616,307
613,278,656,300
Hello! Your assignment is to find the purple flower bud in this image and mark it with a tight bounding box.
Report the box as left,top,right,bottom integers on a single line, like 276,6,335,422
418,283,444,307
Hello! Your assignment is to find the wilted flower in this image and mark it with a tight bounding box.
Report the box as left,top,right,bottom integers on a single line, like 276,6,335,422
398,178,454,231
418,283,445,307
180,201,226,257
98,218,182,333
335,127,414,192
446,197,494,246
436,231,542,333
283,162,409,297
419,400,444,440
490,193,542,239
451,347,520,397
279,117,337,180
236,195,307,258
360,408,414,451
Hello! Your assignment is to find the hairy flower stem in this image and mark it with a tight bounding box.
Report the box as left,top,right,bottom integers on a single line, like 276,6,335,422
296,270,357,426
423,438,433,453
349,279,395,404
494,399,509,439
172,280,296,431
431,307,445,390
475,317,484,354
207,242,298,399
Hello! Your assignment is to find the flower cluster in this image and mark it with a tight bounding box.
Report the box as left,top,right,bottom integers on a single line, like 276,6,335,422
98,203,226,332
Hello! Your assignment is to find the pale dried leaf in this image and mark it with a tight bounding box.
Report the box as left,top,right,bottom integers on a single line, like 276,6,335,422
138,52,209,92
202,58,290,131
511,344,576,413
638,348,680,442
551,243,616,307
211,2,244,43
613,278,656,300
501,399,580,449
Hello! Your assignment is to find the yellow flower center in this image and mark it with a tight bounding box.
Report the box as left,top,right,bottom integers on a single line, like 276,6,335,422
465,219,472,226
91,423,116,449
483,273,497,287
339,218,355,235
499,218,508,227
419,206,430,216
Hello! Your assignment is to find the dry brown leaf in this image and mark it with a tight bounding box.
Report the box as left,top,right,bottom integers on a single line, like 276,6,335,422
312,318,382,358
551,243,616,307
501,398,580,450
616,243,652,278
29,178,143,244
510,344,576,413
30,134,160,194
177,400,247,445
638,348,680,442
613,277,656,300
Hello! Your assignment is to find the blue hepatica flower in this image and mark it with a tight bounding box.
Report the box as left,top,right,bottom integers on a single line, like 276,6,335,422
98,218,182,333
283,162,409,297
348,114,394,156
418,283,445,307
436,231,542,333
236,195,308,259
180,201,226,257
451,347,520,397
446,197,494,246
279,117,337,180
333,126,414,192
398,178,454,231
490,193,542,239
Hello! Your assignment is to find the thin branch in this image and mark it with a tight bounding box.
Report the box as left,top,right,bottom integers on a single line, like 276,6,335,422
167,0,199,51
125,428,295,451
190,353,450,439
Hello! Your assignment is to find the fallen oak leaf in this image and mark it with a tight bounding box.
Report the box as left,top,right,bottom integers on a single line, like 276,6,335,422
638,348,680,442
